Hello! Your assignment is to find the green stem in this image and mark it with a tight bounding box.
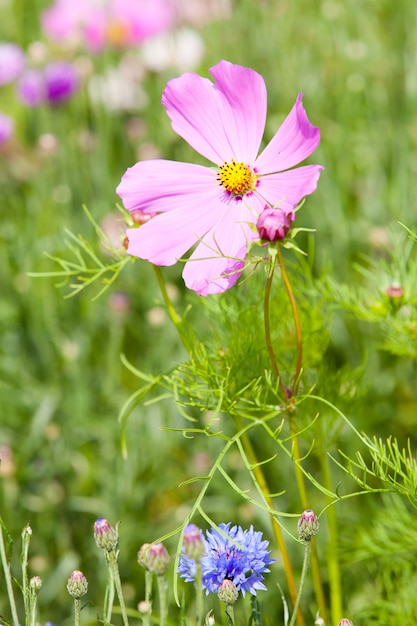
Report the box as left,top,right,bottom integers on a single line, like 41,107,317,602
195,561,204,626
263,253,289,398
225,603,235,626
108,552,130,626
320,451,343,623
289,416,328,624
288,541,312,626
103,556,115,624
0,523,19,626
153,265,191,353
73,598,81,626
28,591,38,626
157,574,168,626
236,425,304,626
21,525,31,626
276,245,303,395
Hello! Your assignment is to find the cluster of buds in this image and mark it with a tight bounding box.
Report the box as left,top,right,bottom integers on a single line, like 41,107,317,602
297,509,319,542
137,542,170,575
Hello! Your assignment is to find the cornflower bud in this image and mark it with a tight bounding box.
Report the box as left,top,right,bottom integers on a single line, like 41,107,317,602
217,579,239,604
67,570,88,599
205,610,215,625
137,542,170,575
29,576,42,591
182,524,206,561
94,518,118,551
138,600,152,615
338,620,354,626
256,206,294,242
297,509,319,542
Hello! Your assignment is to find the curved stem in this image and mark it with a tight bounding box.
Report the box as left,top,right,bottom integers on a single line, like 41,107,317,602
263,253,289,399
276,246,303,395
0,524,19,626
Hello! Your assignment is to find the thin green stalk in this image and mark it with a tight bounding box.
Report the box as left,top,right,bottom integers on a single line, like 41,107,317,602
288,541,312,626
0,524,19,626
28,591,38,626
320,450,343,623
237,426,305,626
289,417,328,625
195,561,204,626
103,558,115,624
263,253,288,398
225,603,235,626
21,525,31,626
276,245,302,395
108,552,130,626
157,574,168,626
153,265,192,353
73,598,81,626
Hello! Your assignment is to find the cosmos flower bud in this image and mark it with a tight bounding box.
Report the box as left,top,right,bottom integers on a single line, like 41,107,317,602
256,207,294,242
217,579,239,604
384,283,404,298
138,542,170,575
297,509,319,542
182,524,206,561
29,576,42,591
67,570,88,599
94,518,118,551
338,620,354,626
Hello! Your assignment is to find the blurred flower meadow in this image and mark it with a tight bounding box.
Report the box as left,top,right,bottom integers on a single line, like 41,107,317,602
1,1,417,625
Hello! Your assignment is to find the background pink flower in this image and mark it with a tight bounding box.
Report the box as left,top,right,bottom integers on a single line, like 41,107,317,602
117,60,323,296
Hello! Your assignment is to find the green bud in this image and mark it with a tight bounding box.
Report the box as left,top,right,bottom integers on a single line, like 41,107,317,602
217,579,239,605
67,570,88,599
182,524,206,561
137,542,170,575
29,576,42,592
297,509,319,542
94,518,118,551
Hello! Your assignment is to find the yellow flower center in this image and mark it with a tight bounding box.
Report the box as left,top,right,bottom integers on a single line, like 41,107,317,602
217,160,257,196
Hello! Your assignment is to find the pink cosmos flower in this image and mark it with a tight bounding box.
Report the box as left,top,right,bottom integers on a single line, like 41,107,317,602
116,60,323,296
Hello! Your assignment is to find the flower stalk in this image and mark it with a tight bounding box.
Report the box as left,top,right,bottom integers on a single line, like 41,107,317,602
0,521,19,626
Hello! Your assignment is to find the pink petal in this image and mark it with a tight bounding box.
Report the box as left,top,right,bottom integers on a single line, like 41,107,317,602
257,164,323,213
182,201,255,295
116,160,217,213
162,60,267,165
126,197,226,265
255,94,320,174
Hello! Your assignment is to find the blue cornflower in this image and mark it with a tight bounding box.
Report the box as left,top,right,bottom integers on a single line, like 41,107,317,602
178,522,274,597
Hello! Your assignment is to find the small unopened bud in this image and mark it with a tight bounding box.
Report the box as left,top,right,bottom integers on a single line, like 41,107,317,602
338,620,354,626
256,207,294,242
22,524,32,537
297,509,319,542
137,542,170,575
182,524,206,561
205,610,215,625
29,576,42,592
67,570,88,598
217,579,239,604
385,283,404,298
138,600,152,615
94,518,118,551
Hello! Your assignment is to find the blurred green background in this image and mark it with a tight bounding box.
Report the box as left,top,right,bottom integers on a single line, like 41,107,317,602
1,0,417,623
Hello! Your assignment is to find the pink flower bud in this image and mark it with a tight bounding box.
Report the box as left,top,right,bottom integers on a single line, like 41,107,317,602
94,518,118,551
256,207,294,242
217,579,239,604
297,509,319,542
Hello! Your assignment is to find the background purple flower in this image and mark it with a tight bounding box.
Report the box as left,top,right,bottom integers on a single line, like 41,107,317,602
44,62,78,104
0,43,25,85
17,63,78,107
178,522,274,596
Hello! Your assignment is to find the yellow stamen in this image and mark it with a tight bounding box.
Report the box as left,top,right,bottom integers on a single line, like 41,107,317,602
217,159,257,196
